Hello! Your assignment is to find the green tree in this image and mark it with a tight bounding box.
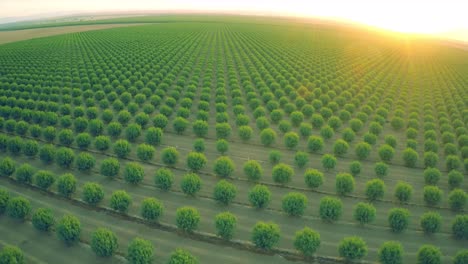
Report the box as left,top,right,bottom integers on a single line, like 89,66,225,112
124,162,145,184
453,250,468,264
420,211,442,234
353,202,376,225
57,173,77,197
284,132,299,149
268,150,282,164
22,139,39,157
304,169,324,188
0,188,9,215
319,196,342,222
0,157,15,177
248,185,271,209
355,142,371,160
113,139,131,158
145,127,163,146
39,144,55,164
192,120,209,137
82,182,104,205
448,189,467,211
56,214,81,245
394,181,413,203
294,151,309,168
7,197,31,220
238,126,253,141
216,139,229,154
243,160,263,181
161,147,179,166
213,180,237,205
91,228,118,257
417,245,441,264
388,208,410,232
321,154,337,171
94,136,111,151
260,128,277,146
176,206,200,232
100,158,120,178
213,156,235,177
76,153,96,172
173,117,189,134
110,190,132,213
452,214,468,239
34,170,55,190
423,186,443,206
282,192,307,216
127,238,154,264
167,249,198,264
136,144,155,161
379,144,395,162
378,241,403,264
214,212,237,240
251,221,280,250
402,148,419,167
186,152,207,172
140,197,164,221
365,179,385,200
307,136,323,152
294,227,320,257
216,123,232,139
154,168,174,191
272,163,294,184
15,164,34,184
0,245,24,264
181,173,202,196
338,236,368,262
333,139,349,156
335,173,355,195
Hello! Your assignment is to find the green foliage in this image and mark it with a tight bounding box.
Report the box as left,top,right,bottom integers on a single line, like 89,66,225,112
94,136,111,151
365,179,385,200
423,186,443,206
307,136,324,152
355,142,371,159
424,167,441,185
319,196,342,222
0,157,15,177
338,236,368,261
388,208,410,232
76,152,96,171
124,162,145,184
248,184,271,209
214,212,237,240
136,143,155,161
186,151,207,172
22,139,39,157
216,139,229,154
100,158,120,178
238,125,253,141
243,160,263,181
34,170,55,190
167,249,198,264
452,214,468,239
260,128,277,146
192,120,209,137
76,132,92,149
353,202,376,225
378,144,395,162
15,164,34,184
448,189,467,211
349,161,362,176
453,250,468,264
57,173,77,197
417,245,441,264
251,221,280,250
272,163,294,184
56,214,81,245
0,188,10,214
284,132,299,149
294,151,309,168
176,206,200,232
424,152,439,168
140,197,164,221
213,156,235,177
420,211,442,234
0,245,24,264
394,181,413,203
321,154,337,171
448,170,463,189
56,147,75,168
215,123,231,139
282,192,307,216
127,238,154,264
294,227,320,257
7,196,31,220
333,139,349,156
58,129,74,146
268,150,282,164
378,241,403,264
181,173,202,196
161,147,179,166
91,228,118,257
402,148,419,167
113,139,131,158
446,155,461,171
110,190,132,213
145,127,163,146
154,168,174,191
374,162,389,177
335,173,354,195
213,180,237,205
304,169,323,188
82,182,104,205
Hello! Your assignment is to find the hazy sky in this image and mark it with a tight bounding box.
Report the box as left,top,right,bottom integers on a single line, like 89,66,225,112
1,0,467,38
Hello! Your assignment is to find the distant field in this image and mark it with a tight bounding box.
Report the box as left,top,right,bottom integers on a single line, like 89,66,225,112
0,23,148,44
0,16,466,264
